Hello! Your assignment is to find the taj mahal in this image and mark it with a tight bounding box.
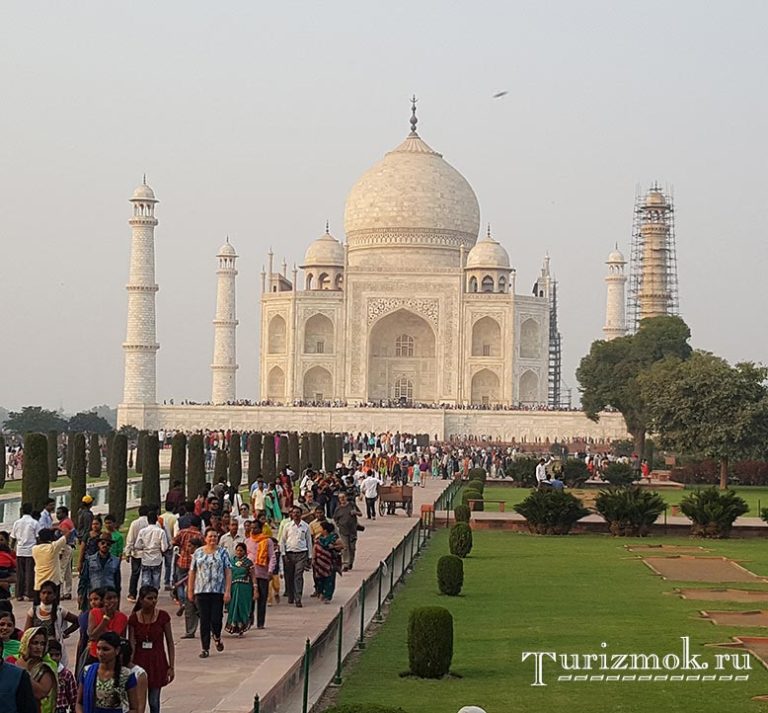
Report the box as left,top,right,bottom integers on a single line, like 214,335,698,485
117,101,633,442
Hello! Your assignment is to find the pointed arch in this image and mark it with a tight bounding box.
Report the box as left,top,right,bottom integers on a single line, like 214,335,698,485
304,313,334,354
471,369,500,405
520,318,541,359
267,366,285,400
519,369,539,404
303,366,333,400
268,315,286,354
471,316,501,357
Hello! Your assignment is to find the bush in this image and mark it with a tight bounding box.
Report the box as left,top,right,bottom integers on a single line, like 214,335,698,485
562,458,589,487
213,447,228,483
323,706,408,713
505,457,538,487
467,479,485,494
461,488,483,511
109,434,128,526
595,487,666,536
514,489,590,535
468,467,487,482
453,504,471,523
602,462,636,486
23,432,49,510
437,554,464,596
407,607,453,678
680,488,749,538
449,522,473,557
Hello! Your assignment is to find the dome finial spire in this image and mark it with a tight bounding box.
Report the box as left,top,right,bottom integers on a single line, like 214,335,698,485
409,94,418,135
325,219,330,234
142,173,147,185
487,223,492,239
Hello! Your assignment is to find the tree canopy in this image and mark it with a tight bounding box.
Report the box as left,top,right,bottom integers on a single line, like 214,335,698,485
4,406,67,434
68,411,112,434
639,351,768,489
576,315,692,455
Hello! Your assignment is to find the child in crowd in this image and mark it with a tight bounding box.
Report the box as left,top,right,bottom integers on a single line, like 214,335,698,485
48,639,77,713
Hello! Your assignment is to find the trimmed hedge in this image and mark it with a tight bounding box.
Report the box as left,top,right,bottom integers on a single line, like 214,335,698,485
187,434,206,500
453,504,470,523
142,433,161,508
247,432,262,486
308,432,322,472
461,488,483,511
213,447,228,484
229,433,242,488
277,434,289,473
299,433,310,474
288,432,300,473
407,607,453,678
468,467,487,482
449,522,473,558
47,431,58,483
0,435,5,487
170,432,187,494
22,432,49,511
71,433,87,509
437,555,464,596
88,433,101,478
467,479,485,494
109,434,128,526
262,434,277,481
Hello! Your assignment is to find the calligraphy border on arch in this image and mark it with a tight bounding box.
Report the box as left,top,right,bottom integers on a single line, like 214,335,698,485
366,297,439,328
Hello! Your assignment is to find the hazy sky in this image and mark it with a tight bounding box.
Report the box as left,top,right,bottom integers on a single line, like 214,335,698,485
1,1,766,412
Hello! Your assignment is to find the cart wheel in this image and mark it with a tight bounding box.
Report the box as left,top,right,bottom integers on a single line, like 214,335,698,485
378,501,385,516
406,500,413,517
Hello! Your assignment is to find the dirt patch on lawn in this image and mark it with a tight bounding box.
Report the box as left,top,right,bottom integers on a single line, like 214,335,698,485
708,636,768,671
626,544,710,555
643,556,765,583
701,610,768,627
677,588,768,602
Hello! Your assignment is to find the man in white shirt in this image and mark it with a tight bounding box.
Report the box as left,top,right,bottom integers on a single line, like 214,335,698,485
535,458,548,489
250,480,267,514
219,520,245,558
360,470,382,520
124,505,149,601
278,507,312,607
38,499,56,530
159,507,177,591
135,509,169,590
10,504,40,600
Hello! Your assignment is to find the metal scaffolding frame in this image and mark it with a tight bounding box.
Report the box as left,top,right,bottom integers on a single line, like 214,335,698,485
548,280,563,408
626,183,680,333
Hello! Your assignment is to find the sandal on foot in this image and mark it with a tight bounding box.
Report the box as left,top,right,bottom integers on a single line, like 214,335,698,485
199,651,209,658
215,639,224,652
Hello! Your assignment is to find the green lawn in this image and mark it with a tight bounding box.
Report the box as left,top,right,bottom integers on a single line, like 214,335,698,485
335,530,768,713
482,485,768,517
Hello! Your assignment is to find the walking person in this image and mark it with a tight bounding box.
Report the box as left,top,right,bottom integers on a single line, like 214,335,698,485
124,506,149,603
10,503,40,601
360,470,382,520
16,626,58,713
332,492,361,572
249,521,275,629
24,580,79,668
54,507,77,601
278,507,312,608
135,511,169,590
128,586,175,713
187,528,232,659
312,522,343,603
225,544,255,636
76,631,139,713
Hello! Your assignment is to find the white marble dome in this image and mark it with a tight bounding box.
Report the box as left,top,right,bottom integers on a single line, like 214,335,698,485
466,232,510,269
607,246,625,263
343,130,480,252
302,229,344,267
131,183,156,201
217,239,237,257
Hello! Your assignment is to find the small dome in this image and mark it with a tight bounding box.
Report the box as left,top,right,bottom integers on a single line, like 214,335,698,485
644,189,666,207
466,230,510,269
302,229,344,267
217,239,237,257
607,246,625,263
131,182,156,201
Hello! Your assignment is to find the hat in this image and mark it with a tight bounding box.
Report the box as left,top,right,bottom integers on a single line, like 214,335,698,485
457,708,487,713
82,495,94,504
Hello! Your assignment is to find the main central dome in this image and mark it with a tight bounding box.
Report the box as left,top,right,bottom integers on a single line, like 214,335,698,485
344,112,480,267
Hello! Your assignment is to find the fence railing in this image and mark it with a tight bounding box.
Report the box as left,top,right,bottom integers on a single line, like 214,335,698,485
253,478,462,713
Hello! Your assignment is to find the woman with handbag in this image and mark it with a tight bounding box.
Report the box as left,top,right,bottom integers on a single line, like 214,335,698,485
311,521,343,603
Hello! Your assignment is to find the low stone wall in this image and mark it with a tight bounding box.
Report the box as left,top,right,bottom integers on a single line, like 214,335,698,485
117,403,629,442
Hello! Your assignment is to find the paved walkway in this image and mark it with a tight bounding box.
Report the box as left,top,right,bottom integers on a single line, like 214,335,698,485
14,478,448,713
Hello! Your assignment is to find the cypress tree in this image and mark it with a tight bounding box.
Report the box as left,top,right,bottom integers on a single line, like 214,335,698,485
0,435,5,488
335,433,344,468
247,432,262,486
288,432,300,473
105,431,115,476
322,432,336,472
309,432,322,472
135,430,147,474
141,433,161,508
277,434,289,473
47,430,58,483
109,434,129,526
299,433,310,475
262,433,277,482
213,448,228,484
71,433,87,510
187,434,206,501
65,435,74,477
229,433,242,489
170,432,187,495
88,433,102,478
22,433,49,511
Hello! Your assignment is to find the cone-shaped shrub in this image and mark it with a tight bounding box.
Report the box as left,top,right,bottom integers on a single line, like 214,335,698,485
170,432,187,494
22,433,49,511
322,432,336,472
0,435,5,488
88,434,101,478
229,433,242,489
261,434,276,482
47,431,58,483
309,432,322,471
109,434,128,526
299,433,310,474
461,488,482,510
288,432,300,472
247,433,262,486
453,504,470,523
277,435,289,473
65,436,74,476
437,555,464,596
468,467,487,482
187,434,206,500
135,431,147,474
467,479,484,494
213,448,228,484
407,607,453,678
71,433,87,508
105,431,115,476
449,522,473,558
142,433,161,508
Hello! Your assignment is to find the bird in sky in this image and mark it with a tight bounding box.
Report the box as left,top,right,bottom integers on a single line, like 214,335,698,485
492,90,508,98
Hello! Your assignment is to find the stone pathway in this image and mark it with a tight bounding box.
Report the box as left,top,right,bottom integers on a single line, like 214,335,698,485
642,556,765,583
677,588,768,602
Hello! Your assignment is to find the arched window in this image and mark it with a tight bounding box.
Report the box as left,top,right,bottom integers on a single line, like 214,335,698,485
395,334,414,357
481,275,494,293
318,273,330,290
305,273,314,290
335,273,344,289
393,377,413,401
468,276,478,293
498,275,507,293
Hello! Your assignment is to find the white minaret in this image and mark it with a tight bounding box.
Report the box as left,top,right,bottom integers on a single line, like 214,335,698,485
603,244,627,340
122,178,159,404
211,238,238,404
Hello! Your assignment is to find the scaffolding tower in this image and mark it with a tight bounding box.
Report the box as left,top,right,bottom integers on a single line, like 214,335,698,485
626,183,680,333
548,280,562,408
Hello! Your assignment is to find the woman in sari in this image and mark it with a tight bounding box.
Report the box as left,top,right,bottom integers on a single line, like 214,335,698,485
17,626,58,713
312,521,343,603
225,543,255,636
0,610,21,661
76,631,139,713
264,484,282,526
